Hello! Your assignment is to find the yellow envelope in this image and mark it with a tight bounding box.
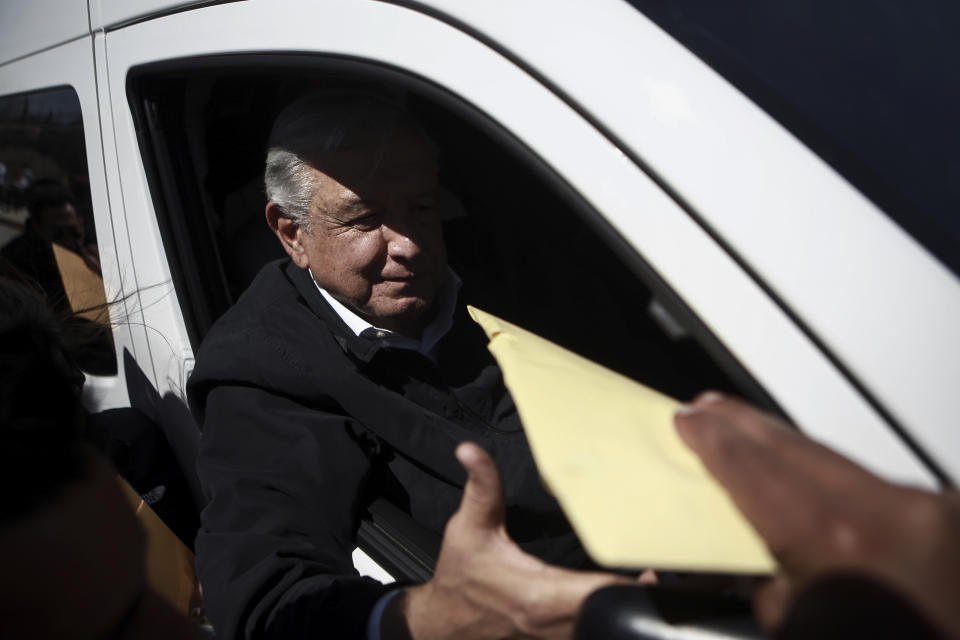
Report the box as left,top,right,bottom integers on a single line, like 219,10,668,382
468,306,775,574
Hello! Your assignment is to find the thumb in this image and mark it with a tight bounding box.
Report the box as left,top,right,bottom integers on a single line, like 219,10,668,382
454,441,506,530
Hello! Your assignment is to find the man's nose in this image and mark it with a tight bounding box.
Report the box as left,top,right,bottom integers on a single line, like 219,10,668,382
382,214,425,261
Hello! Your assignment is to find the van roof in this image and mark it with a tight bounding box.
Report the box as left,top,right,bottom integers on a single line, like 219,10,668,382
0,0,239,66
0,0,89,67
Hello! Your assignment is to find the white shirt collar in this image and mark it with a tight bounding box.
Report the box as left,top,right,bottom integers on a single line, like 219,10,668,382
309,267,462,359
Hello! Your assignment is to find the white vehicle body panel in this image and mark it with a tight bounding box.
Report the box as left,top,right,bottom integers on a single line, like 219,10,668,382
395,0,960,483
0,35,129,410
0,0,88,65
96,0,938,487
90,0,241,31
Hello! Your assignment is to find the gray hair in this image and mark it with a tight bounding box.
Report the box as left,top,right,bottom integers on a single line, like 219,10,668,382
264,90,432,233
264,148,318,232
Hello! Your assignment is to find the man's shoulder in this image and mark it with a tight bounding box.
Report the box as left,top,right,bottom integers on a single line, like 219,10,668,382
188,259,344,396
208,259,303,338
226,258,301,320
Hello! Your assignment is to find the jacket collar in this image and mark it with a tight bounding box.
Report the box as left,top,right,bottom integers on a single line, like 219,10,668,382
286,260,463,366
283,261,387,363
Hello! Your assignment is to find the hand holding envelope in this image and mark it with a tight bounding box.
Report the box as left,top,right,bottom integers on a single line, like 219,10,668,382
468,305,775,574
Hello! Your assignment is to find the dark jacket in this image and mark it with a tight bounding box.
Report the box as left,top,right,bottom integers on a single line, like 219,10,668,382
188,259,587,639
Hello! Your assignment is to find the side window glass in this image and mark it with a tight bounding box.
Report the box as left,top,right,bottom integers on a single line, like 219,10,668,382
0,87,116,375
130,64,751,401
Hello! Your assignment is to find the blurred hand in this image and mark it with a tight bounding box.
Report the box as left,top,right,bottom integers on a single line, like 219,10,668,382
405,442,624,639
674,392,960,637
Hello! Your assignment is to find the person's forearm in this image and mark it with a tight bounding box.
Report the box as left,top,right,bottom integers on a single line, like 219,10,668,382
403,581,483,640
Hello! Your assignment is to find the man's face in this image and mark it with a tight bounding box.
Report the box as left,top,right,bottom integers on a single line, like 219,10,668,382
296,126,447,337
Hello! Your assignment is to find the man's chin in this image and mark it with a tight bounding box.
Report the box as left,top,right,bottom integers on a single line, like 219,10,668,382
368,297,435,336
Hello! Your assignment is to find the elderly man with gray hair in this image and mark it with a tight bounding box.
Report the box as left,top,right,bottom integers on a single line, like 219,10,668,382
188,90,620,640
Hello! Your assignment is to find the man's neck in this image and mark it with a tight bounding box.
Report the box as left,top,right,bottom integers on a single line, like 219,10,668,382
308,267,462,359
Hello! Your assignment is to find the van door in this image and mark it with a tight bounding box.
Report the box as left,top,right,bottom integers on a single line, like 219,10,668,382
0,32,128,411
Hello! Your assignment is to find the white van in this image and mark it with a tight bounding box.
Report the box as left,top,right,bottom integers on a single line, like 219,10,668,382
2,1,958,637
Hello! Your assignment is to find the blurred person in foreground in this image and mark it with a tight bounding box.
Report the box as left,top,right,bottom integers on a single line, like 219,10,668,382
666,392,960,639
0,280,202,640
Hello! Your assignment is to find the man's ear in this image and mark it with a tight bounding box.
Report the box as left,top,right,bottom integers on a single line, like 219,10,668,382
266,201,310,269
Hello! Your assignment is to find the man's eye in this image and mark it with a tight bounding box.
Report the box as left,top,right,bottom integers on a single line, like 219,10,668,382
351,214,380,230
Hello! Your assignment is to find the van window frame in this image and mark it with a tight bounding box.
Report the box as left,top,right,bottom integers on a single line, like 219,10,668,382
125,53,782,414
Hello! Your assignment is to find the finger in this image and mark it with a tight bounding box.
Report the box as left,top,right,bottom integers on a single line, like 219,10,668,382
530,565,628,626
674,397,783,502
675,395,892,567
674,398,825,557
753,574,794,632
454,441,506,530
679,392,874,488
681,392,789,442
638,569,658,585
